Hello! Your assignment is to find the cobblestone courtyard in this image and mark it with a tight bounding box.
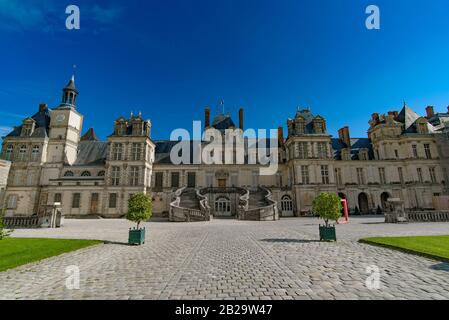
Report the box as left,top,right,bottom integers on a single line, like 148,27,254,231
1,217,449,300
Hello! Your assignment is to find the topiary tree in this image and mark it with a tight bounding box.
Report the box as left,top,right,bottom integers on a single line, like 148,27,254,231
312,193,343,227
127,193,152,229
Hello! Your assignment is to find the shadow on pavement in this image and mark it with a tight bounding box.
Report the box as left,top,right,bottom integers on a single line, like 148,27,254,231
430,263,449,272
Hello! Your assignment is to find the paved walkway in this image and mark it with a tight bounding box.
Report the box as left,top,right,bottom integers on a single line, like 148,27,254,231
1,217,449,300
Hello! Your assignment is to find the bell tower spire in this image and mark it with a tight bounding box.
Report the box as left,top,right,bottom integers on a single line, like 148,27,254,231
60,74,78,109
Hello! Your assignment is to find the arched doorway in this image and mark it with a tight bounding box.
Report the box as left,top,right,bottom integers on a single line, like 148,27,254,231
280,195,294,217
215,197,231,217
358,193,369,214
381,192,391,211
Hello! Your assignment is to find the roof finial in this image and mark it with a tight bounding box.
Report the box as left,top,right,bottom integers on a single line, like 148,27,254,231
72,64,76,82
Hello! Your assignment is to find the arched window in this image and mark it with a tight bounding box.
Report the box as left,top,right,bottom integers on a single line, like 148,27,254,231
81,171,91,177
281,195,293,212
5,145,13,161
64,171,74,177
31,145,40,162
98,171,105,177
18,145,27,161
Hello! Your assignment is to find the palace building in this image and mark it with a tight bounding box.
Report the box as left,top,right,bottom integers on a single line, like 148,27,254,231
1,77,449,221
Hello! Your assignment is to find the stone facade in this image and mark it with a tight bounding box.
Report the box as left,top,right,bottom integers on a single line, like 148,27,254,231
1,77,448,218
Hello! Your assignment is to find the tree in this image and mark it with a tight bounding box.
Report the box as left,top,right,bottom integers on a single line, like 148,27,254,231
312,193,343,227
127,193,152,229
0,209,12,240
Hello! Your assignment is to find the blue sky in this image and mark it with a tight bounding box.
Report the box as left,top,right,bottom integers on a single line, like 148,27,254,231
1,0,449,141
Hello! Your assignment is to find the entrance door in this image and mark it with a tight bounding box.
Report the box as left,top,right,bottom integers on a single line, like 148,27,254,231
281,195,294,217
90,193,99,214
215,197,231,217
358,193,369,214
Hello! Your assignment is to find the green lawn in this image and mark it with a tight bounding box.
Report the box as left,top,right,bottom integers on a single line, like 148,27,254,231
0,238,102,272
360,235,449,262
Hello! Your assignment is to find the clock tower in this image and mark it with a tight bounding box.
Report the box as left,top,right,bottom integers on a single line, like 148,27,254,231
47,76,83,164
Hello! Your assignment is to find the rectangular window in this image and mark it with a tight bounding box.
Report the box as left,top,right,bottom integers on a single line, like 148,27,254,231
298,142,308,159
155,172,163,189
109,193,117,208
335,168,342,186
424,144,432,159
394,149,399,159
31,145,40,162
317,142,328,159
356,168,366,185
187,172,196,188
301,165,309,184
112,143,123,161
54,193,62,204
131,143,142,161
379,168,386,184
111,166,121,186
130,166,139,186
412,145,418,158
398,167,404,184
7,195,18,209
429,167,437,183
321,165,330,184
171,172,180,188
417,168,423,183
72,193,81,208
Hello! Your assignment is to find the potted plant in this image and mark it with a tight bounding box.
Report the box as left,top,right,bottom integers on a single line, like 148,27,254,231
312,193,343,242
127,193,152,245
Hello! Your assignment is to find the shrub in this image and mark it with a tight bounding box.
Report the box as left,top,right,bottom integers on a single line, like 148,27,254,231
127,193,152,229
312,193,343,227
0,209,12,240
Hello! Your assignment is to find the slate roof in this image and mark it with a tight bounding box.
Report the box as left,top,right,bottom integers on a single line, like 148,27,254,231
332,138,373,160
290,109,327,135
211,114,236,131
154,138,276,165
5,107,52,139
73,141,108,166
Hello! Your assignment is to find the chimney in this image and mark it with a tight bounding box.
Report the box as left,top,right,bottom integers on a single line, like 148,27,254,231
39,103,48,112
338,126,351,147
426,106,435,118
278,126,284,145
239,108,244,130
205,107,210,129
388,111,398,119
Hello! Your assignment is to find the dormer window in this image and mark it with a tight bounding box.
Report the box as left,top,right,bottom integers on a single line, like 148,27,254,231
115,119,127,136
294,116,305,135
341,148,351,161
132,119,143,136
313,117,326,134
359,149,369,161
21,118,36,137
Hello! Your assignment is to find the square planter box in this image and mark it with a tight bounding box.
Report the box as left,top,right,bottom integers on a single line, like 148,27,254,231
129,227,146,245
319,225,336,242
